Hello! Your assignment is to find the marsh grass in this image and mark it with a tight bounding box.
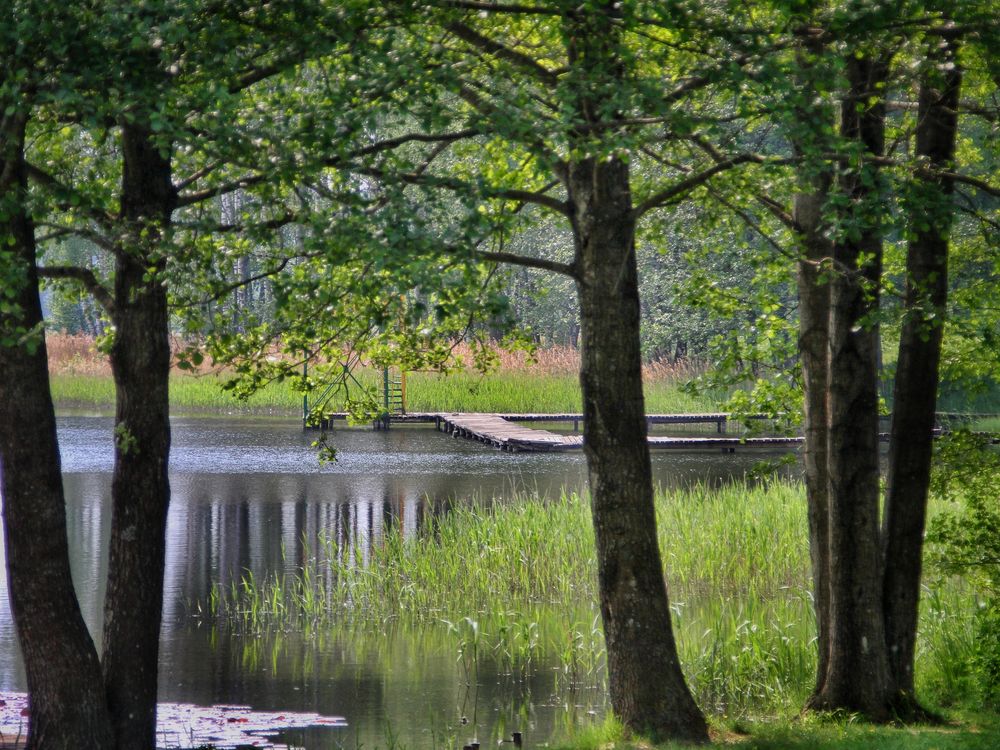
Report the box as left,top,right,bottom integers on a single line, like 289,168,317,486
970,416,1000,432
49,360,713,416
207,480,981,720
45,333,715,414
49,372,306,414
403,369,714,414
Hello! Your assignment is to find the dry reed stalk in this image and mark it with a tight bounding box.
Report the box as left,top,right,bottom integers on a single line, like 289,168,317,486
45,332,110,376
46,334,707,385
447,341,705,383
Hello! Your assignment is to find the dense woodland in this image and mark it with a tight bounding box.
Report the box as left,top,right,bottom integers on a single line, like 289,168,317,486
1,1,999,749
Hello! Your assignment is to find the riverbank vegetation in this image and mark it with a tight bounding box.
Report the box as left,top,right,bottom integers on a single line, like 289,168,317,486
206,479,983,731
46,334,716,416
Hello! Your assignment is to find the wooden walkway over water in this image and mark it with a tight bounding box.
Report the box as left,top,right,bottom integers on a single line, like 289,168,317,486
307,411,999,453
434,413,802,452
309,411,802,453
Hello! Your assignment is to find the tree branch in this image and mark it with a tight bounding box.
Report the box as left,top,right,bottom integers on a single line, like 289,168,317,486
24,162,116,231
446,21,560,85
34,221,116,253
354,128,481,158
38,265,115,314
195,250,325,305
174,160,224,192
175,130,483,208
632,154,788,218
755,194,795,230
175,174,268,208
477,249,576,277
705,186,794,259
439,1,566,16
357,166,570,215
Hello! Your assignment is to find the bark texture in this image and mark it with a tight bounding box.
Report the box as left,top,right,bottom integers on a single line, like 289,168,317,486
809,55,893,718
101,123,175,749
0,113,114,750
882,38,961,700
794,185,832,697
563,5,707,742
572,152,707,744
789,31,835,692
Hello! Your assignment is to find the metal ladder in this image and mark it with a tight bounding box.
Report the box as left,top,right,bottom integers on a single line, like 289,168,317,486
378,367,406,428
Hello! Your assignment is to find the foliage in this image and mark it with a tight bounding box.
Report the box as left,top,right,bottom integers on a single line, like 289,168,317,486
927,432,1000,708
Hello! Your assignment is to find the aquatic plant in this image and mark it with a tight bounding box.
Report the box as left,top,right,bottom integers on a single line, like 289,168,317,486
199,480,980,720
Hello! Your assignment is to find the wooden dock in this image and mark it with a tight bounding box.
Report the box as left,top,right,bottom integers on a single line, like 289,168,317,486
310,411,771,432
437,413,582,451
434,413,801,453
306,411,998,453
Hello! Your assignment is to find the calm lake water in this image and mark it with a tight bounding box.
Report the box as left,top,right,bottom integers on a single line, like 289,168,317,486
0,416,794,749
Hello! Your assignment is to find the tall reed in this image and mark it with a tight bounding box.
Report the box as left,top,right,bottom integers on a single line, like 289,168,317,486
205,480,979,718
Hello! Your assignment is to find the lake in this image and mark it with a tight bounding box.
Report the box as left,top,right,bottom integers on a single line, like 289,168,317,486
0,415,794,749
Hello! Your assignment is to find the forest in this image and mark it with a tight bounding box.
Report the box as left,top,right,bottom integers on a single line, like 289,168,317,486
1,1,999,749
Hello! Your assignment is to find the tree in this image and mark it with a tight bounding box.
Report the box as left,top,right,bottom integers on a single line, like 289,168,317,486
759,1,996,718
881,22,963,703
235,1,807,740
5,3,353,746
656,0,996,718
1,2,116,747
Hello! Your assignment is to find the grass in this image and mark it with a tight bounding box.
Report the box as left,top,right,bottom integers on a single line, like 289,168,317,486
205,480,982,722
50,368,712,415
45,334,717,415
49,372,306,414
552,712,1000,750
970,416,1000,432
403,369,713,414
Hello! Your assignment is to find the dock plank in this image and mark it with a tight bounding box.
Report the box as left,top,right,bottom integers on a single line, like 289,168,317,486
435,413,801,453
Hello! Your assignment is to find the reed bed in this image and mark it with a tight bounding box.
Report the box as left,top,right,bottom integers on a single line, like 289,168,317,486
45,333,715,415
49,372,306,414
403,370,714,414
203,480,981,718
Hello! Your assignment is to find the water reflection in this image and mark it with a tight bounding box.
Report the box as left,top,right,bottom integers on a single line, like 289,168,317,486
0,416,795,749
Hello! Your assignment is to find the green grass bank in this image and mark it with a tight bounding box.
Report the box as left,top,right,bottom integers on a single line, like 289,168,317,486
552,713,1000,750
50,368,717,416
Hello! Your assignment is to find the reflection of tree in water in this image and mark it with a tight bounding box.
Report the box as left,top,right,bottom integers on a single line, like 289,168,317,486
0,421,778,748
163,471,480,620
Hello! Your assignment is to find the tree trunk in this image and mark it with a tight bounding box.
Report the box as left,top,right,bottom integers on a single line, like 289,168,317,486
561,6,706,742
571,153,708,743
809,55,894,719
101,123,175,749
882,37,961,702
789,30,836,694
794,188,833,698
0,112,115,750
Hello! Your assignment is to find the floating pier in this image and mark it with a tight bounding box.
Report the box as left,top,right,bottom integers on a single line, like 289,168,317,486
436,413,581,451
307,411,799,452
433,413,801,453
306,410,998,453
